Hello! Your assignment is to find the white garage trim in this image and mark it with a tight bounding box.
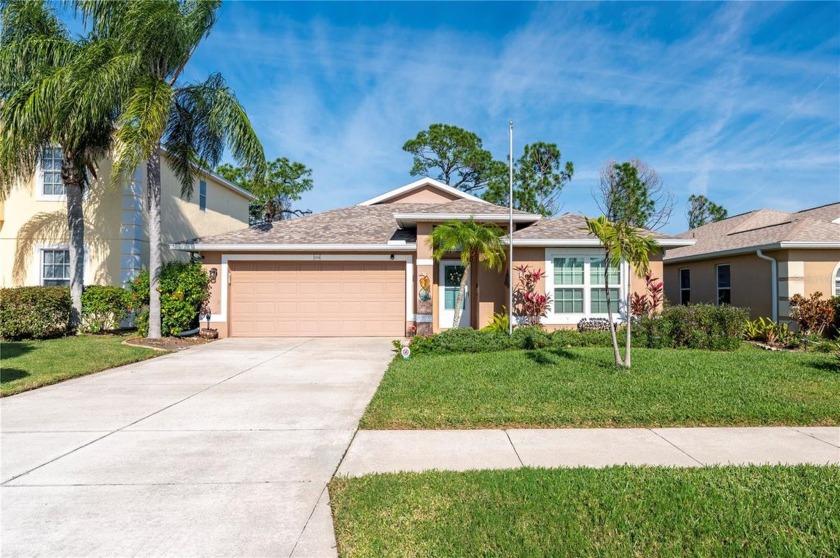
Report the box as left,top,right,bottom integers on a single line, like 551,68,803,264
213,253,414,324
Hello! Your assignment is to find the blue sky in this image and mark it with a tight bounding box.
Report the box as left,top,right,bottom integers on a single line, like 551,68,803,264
72,1,840,232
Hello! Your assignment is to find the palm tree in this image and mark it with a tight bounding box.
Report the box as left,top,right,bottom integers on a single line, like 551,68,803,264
583,216,658,368
77,0,266,338
430,218,506,328
0,0,116,328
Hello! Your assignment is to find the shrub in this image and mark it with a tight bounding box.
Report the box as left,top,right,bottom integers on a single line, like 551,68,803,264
742,316,798,348
511,325,551,349
0,286,71,340
830,296,840,339
513,265,551,326
577,318,611,333
634,304,748,351
551,329,615,348
630,271,664,318
482,308,510,333
408,326,615,355
128,260,210,337
790,292,835,338
80,286,132,333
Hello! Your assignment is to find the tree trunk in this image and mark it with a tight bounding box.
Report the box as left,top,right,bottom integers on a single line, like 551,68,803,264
62,172,85,331
603,255,622,367
147,148,163,339
452,263,470,328
624,288,632,368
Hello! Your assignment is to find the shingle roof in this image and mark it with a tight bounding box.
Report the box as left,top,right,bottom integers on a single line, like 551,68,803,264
512,213,677,240
173,202,685,249
664,202,840,261
405,198,534,216
176,203,431,246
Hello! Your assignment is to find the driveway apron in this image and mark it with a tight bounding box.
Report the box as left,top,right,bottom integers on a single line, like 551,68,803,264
1,337,393,557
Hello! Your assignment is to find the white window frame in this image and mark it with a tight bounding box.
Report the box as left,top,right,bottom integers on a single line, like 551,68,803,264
833,262,840,297
543,249,627,325
34,243,91,286
39,247,71,287
679,268,691,305
199,179,207,211
35,146,66,201
716,264,731,306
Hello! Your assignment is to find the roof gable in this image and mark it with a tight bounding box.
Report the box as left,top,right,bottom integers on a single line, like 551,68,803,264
357,177,485,206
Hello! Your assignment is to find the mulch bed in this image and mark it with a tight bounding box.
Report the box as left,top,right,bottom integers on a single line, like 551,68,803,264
123,336,214,352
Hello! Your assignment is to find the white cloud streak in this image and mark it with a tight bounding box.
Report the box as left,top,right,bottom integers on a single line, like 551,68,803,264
191,1,840,232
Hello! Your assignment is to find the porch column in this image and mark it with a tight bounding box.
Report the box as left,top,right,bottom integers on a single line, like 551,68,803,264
415,223,434,335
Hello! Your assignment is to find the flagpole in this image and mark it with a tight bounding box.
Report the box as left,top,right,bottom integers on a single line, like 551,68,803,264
508,121,514,336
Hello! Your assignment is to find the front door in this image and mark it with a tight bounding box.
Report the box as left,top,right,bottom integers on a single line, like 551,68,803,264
439,261,470,329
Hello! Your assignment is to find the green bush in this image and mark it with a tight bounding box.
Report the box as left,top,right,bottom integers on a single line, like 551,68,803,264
0,286,71,340
829,296,840,339
634,304,748,351
128,260,210,337
408,326,614,355
80,285,132,334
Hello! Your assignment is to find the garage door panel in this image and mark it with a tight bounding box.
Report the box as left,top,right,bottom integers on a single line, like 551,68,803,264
229,260,405,337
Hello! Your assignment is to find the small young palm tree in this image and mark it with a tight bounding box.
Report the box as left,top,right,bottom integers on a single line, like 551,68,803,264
584,216,658,368
430,218,506,328
0,0,116,328
78,0,266,338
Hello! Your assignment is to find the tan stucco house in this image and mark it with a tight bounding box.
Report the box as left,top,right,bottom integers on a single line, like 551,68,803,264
0,148,254,289
172,178,693,338
663,202,840,322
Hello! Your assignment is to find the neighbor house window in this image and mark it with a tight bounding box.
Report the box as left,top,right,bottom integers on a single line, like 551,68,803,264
679,268,690,305
549,255,622,319
41,249,70,286
716,264,731,305
40,146,64,196
199,180,207,211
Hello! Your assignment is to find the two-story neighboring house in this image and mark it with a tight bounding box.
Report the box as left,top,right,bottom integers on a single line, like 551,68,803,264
0,148,254,288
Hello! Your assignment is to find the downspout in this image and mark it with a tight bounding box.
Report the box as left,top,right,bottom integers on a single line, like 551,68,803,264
756,249,778,322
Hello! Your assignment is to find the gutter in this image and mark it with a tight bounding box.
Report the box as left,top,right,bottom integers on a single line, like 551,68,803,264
756,249,778,322
169,242,418,252
509,238,694,248
664,241,840,264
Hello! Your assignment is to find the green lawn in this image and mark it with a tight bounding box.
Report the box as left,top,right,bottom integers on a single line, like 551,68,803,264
1,335,161,396
330,465,840,558
360,346,840,429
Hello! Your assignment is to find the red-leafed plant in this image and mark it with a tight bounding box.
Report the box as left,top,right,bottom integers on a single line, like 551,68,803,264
631,271,664,318
513,265,552,327
790,292,835,337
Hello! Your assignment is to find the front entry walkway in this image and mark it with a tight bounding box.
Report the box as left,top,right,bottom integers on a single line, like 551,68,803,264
337,427,840,476
1,337,394,557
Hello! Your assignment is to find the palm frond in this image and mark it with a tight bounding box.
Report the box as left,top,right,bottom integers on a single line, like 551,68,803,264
112,75,173,188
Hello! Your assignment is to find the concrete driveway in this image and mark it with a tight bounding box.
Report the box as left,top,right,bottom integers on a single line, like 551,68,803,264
1,337,393,557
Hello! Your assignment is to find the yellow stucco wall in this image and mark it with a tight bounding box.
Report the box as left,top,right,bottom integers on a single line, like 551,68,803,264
0,155,250,288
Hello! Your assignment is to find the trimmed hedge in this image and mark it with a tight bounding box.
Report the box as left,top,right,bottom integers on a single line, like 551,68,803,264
409,326,614,356
634,303,749,351
81,285,132,334
0,286,71,340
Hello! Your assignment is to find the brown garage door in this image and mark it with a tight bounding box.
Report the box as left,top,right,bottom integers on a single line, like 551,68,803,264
229,260,405,337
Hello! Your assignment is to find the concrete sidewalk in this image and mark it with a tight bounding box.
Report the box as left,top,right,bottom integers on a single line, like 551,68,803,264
337,426,840,476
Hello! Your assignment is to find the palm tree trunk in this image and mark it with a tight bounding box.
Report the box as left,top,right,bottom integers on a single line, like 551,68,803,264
452,264,470,328
603,256,622,367
146,147,163,339
61,154,84,331
65,181,85,331
624,287,632,368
